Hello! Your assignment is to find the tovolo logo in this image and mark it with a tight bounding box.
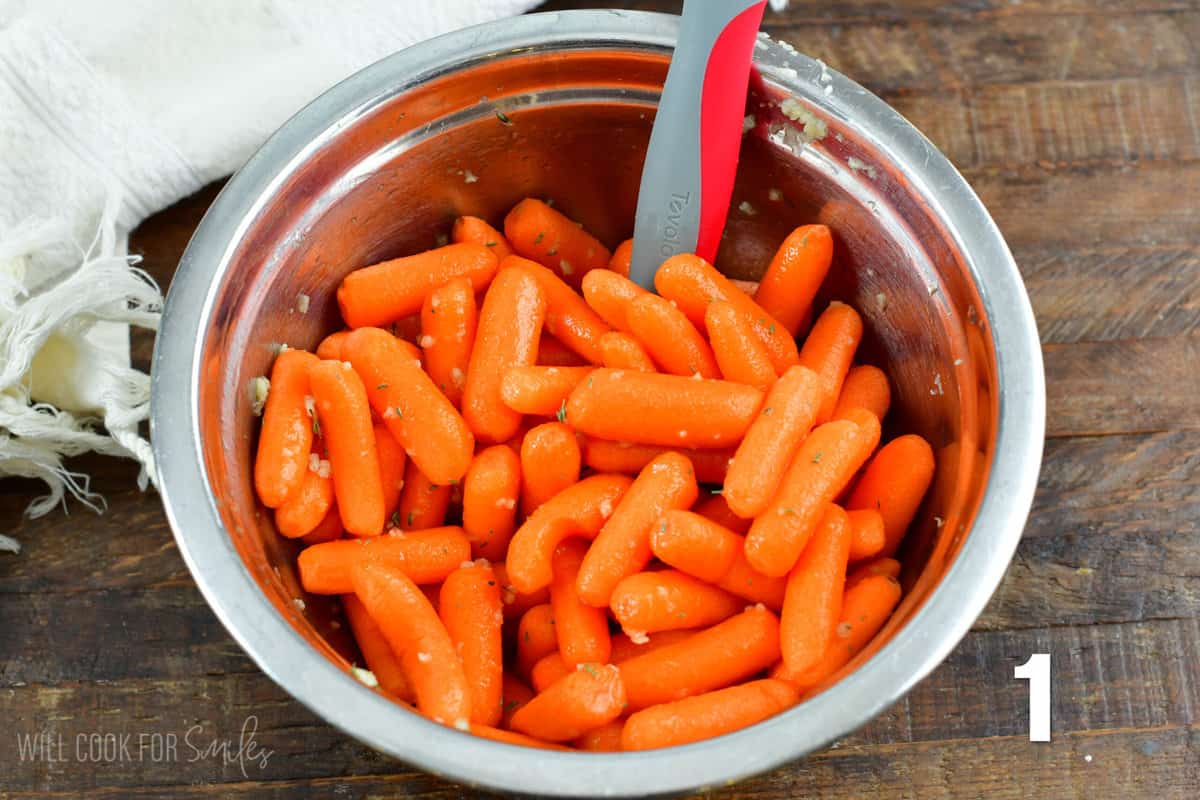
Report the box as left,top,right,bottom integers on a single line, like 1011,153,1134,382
659,192,692,258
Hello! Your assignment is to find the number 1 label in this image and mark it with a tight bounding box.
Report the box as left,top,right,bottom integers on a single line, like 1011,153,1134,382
1014,653,1051,741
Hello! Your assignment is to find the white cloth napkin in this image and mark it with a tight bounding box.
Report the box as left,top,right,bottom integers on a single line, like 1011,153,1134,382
0,0,537,550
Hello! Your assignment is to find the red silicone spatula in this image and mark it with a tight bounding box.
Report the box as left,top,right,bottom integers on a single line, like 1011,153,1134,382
629,0,767,289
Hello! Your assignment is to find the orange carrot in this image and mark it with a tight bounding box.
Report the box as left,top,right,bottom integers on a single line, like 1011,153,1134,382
780,505,852,674
693,494,751,535
373,422,406,520
754,225,833,336
704,301,777,390
516,603,558,678
452,215,514,262
797,302,863,423
744,409,881,577
420,276,477,407
300,502,344,545
538,334,589,367
254,348,319,508
773,573,900,691
655,253,799,373
316,331,350,361
520,422,581,514
494,562,552,620
582,439,733,484
530,652,572,693
566,369,763,448
394,463,450,532
832,364,891,422
649,510,740,583
724,365,822,518
500,366,594,416
309,360,386,536
501,673,536,728
337,243,498,328
510,662,626,742
345,327,474,485
608,238,633,278
462,267,547,443
599,332,657,372
610,570,742,634
440,561,504,725
342,593,414,702
351,560,471,725
504,257,610,364
846,557,901,590
505,473,632,594
627,293,720,378
275,453,334,538
298,527,470,594
609,630,695,664
387,314,424,344
621,678,799,751
846,508,886,562
461,445,521,561
580,268,647,332
730,278,760,295
550,539,612,667
467,723,570,750
576,452,698,607
504,198,611,288
618,605,780,711
575,719,625,751
716,552,788,610
847,434,935,557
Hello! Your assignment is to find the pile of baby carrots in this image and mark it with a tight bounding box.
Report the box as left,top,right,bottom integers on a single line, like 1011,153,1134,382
253,196,935,751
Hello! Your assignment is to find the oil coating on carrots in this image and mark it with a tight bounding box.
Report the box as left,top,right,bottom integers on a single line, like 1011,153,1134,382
754,224,833,336
254,348,319,509
504,198,611,289
627,292,720,378
440,561,504,726
704,301,776,390
504,257,611,364
419,276,476,408
581,268,647,332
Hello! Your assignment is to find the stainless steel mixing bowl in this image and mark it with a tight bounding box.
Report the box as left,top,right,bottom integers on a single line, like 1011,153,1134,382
151,10,1044,797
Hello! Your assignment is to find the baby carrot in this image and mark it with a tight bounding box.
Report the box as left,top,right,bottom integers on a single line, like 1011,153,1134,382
575,719,625,751
530,652,572,693
373,422,406,520
461,445,521,561
538,334,589,367
309,361,385,537
780,505,852,674
846,557,901,590
618,605,780,711
337,243,498,328
693,494,751,535
550,539,612,666
704,301,777,390
467,723,570,751
773,573,901,691
744,409,881,577
452,215,514,263
716,553,788,610
599,332,657,372
610,570,742,635
627,293,720,378
504,257,610,364
797,302,863,424
297,527,470,594
621,678,799,751
352,560,471,725
566,369,763,449
609,630,695,664
462,267,547,443
582,440,733,485
342,593,414,702
500,366,594,416
520,422,582,514
388,314,424,344
504,198,611,288
730,278,760,295
754,224,833,336
396,460,451,530
501,673,535,728
847,434,935,557
577,452,699,607
655,253,799,374
300,502,344,545
345,327,474,485
649,510,740,583
494,562,551,621
505,473,632,594
420,276,477,407
275,453,334,538
440,561,504,726
832,364,891,422
609,238,633,278
254,348,319,508
580,268,647,332
516,603,558,679
724,365,822,518
509,663,626,742
846,508,886,562
316,331,350,361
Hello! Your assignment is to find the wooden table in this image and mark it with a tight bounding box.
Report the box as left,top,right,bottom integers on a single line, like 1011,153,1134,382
3,1,1198,797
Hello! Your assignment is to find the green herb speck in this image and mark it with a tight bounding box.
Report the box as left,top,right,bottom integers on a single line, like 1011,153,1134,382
812,452,823,464
377,383,389,390
407,511,416,527
534,232,545,245
496,109,512,125
556,400,567,423
582,663,600,678
390,510,401,528
710,487,723,495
